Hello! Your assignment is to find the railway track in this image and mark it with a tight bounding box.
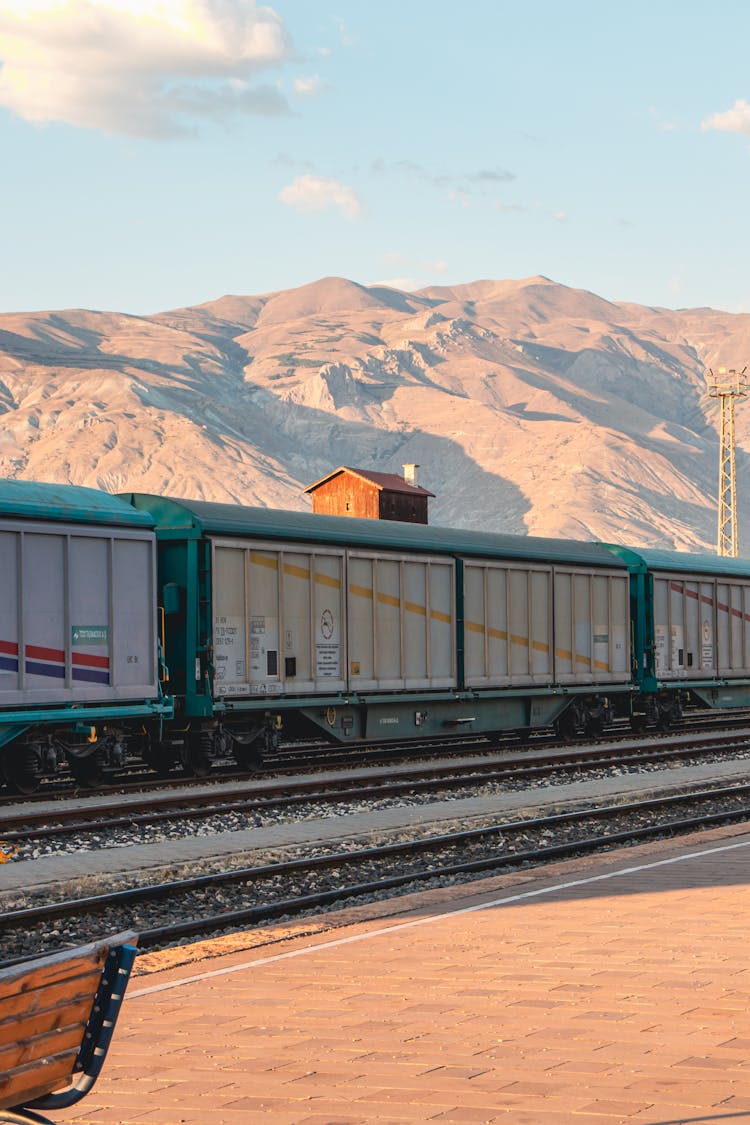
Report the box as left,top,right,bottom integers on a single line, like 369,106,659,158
3,780,750,966
5,709,750,805
266,710,750,770
2,726,750,851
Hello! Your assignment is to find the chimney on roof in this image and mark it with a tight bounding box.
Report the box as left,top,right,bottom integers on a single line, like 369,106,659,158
403,463,419,487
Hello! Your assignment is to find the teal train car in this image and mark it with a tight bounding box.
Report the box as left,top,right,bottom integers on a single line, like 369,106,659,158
124,494,636,773
604,544,750,723
0,481,171,791
3,479,750,790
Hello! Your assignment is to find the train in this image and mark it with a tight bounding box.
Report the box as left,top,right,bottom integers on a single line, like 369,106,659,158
2,478,750,792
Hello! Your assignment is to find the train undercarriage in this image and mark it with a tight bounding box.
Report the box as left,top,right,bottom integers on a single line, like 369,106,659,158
0,684,740,794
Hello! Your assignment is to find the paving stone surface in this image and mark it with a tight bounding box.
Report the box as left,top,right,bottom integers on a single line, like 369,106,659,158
42,821,750,1124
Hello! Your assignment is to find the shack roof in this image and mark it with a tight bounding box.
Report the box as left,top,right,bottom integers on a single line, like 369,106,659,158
304,466,435,498
124,493,627,568
0,480,154,528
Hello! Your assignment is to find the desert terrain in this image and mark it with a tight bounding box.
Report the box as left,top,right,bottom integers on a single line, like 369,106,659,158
1,274,748,551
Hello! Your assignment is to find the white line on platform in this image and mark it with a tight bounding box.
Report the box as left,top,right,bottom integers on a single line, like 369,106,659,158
128,835,750,999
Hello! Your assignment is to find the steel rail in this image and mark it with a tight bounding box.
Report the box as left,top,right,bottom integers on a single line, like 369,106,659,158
2,729,750,843
3,781,750,938
4,709,750,804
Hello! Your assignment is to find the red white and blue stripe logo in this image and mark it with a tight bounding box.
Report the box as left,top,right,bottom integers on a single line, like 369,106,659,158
0,641,110,685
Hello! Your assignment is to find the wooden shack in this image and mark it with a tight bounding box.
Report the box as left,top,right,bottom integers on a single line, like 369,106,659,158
304,465,434,524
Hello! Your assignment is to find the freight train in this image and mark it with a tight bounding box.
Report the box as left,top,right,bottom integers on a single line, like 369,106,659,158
2,479,750,792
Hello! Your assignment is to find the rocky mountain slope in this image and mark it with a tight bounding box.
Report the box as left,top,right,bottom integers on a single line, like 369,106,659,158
2,274,749,551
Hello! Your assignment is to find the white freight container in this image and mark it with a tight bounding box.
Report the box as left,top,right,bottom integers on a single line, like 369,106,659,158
212,539,346,696
553,567,630,684
347,551,455,690
0,519,158,707
652,572,750,679
463,560,629,688
463,561,552,687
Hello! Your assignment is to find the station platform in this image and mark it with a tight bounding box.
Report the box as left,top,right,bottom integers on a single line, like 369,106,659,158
54,820,750,1124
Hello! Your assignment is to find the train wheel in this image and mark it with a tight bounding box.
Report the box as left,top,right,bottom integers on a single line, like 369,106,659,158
186,731,212,777
556,711,578,742
234,748,262,772
144,742,177,778
656,713,673,731
584,714,604,739
68,749,106,789
2,746,43,794
233,738,263,772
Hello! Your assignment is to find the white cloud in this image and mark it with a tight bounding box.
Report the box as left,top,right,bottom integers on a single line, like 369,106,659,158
279,174,362,219
702,99,750,135
431,259,448,274
293,73,327,97
552,210,568,222
0,0,293,137
373,277,426,292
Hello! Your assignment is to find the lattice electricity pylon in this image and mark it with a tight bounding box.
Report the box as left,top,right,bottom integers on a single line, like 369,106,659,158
707,366,747,557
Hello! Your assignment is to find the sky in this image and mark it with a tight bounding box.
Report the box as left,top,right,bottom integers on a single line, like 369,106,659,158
2,0,750,317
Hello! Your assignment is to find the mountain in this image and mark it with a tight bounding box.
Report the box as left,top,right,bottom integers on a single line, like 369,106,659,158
1,274,749,552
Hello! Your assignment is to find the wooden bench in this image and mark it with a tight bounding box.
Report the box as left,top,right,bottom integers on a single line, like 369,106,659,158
0,932,137,1125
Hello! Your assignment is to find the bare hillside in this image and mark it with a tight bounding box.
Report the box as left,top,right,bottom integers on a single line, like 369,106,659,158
1,274,748,551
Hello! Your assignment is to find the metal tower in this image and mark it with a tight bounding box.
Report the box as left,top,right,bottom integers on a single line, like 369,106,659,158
708,366,747,557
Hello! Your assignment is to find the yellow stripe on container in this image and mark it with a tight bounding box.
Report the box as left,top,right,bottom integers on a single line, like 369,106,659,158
284,563,310,581
315,572,341,589
351,584,451,623
430,609,452,624
250,552,278,570
377,592,400,609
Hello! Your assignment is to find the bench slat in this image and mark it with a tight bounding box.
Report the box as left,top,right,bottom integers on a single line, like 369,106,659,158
0,1048,80,1106
0,995,92,1043
0,970,102,1029
0,1020,85,1072
0,950,106,1003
